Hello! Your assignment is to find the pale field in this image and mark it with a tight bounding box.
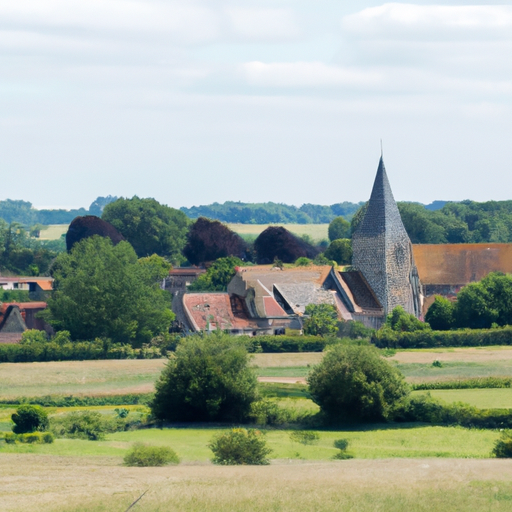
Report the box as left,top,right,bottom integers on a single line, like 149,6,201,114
37,224,68,240
227,223,329,242
2,455,512,512
4,349,512,398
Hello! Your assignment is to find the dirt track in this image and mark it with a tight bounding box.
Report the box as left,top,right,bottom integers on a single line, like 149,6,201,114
390,347,512,364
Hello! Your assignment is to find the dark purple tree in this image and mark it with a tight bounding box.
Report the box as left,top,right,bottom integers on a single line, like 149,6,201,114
183,217,247,265
254,226,319,264
66,216,124,252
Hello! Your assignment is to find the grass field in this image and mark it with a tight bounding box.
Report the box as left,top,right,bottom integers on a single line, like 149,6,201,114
2,456,512,512
412,389,512,409
227,223,329,243
4,349,512,400
37,224,68,240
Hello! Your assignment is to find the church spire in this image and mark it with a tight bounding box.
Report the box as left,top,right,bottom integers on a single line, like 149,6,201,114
352,156,421,318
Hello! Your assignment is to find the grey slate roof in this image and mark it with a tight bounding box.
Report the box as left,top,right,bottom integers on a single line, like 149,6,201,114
352,157,421,317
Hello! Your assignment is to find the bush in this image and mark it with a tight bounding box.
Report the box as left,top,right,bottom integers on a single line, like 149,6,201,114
303,304,338,337
51,410,127,440
11,405,49,434
4,432,55,444
209,428,271,465
151,333,258,422
4,433,16,444
124,443,180,467
332,438,354,460
289,430,320,445
249,399,286,426
307,344,409,422
493,431,512,458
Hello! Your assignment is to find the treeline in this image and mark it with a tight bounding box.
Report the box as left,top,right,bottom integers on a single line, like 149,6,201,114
180,201,365,224
397,200,512,244
0,196,117,227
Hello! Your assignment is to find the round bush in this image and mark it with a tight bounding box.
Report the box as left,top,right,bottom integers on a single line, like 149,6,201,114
307,344,409,422
124,443,180,467
209,428,271,465
11,405,49,434
151,334,258,422
493,431,512,458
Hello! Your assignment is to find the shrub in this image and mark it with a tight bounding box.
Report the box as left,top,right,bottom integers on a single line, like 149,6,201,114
289,430,320,445
303,304,338,337
332,438,354,460
307,344,409,422
20,433,42,444
42,432,55,444
151,333,258,422
51,410,126,440
249,399,286,426
11,405,49,434
124,443,180,467
4,433,16,444
324,239,352,265
493,431,512,458
209,428,271,465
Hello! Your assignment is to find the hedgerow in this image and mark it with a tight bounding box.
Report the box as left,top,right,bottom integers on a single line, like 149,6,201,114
412,377,512,391
372,326,512,349
0,393,153,407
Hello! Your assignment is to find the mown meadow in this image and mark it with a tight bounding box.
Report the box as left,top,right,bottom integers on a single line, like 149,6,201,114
2,346,512,511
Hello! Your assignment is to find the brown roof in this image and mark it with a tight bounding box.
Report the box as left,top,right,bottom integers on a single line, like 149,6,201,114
236,265,332,288
339,271,382,310
0,302,47,313
182,293,258,331
169,268,206,276
412,243,512,285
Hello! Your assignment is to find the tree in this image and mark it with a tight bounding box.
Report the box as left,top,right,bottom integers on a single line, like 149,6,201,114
307,344,409,422
66,215,124,252
188,256,242,292
385,306,430,332
88,196,118,216
42,236,174,346
254,226,318,264
183,217,247,265
11,405,49,434
328,216,351,241
425,296,455,330
102,196,190,263
303,304,338,336
151,334,258,422
324,239,352,265
454,272,512,329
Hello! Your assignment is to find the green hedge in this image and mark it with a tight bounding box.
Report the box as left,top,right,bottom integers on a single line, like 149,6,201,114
0,393,153,407
244,335,339,353
372,326,512,349
412,377,512,391
0,339,163,363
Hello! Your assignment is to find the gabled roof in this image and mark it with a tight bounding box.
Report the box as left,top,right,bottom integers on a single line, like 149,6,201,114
412,243,512,285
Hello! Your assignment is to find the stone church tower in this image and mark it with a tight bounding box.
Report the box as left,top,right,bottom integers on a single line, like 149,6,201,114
352,157,421,318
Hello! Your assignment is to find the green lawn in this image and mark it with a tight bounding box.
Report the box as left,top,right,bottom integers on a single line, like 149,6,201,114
0,424,500,461
395,361,512,382
412,388,512,409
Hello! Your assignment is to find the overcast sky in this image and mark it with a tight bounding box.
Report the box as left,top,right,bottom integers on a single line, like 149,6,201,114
1,1,512,210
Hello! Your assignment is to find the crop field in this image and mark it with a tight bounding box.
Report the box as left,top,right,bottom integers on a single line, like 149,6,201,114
3,455,512,512
227,223,329,243
37,224,68,240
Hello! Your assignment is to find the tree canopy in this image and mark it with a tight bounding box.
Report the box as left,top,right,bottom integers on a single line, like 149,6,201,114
328,216,351,241
303,304,339,336
151,333,258,422
66,215,124,252
254,226,319,264
183,217,247,265
308,344,408,422
324,239,352,265
424,296,455,331
42,236,174,346
188,256,242,292
102,196,190,263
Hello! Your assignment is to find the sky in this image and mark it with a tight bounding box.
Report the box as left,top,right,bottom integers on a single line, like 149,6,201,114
1,1,512,210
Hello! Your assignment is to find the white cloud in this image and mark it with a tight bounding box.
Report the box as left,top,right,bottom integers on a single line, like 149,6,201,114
343,4,512,40
241,61,381,87
227,8,299,41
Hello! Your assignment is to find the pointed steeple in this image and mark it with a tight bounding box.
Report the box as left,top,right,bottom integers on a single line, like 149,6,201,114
356,157,407,238
352,157,421,318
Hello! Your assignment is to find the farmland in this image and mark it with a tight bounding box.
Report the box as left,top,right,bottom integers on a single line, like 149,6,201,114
227,223,329,243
